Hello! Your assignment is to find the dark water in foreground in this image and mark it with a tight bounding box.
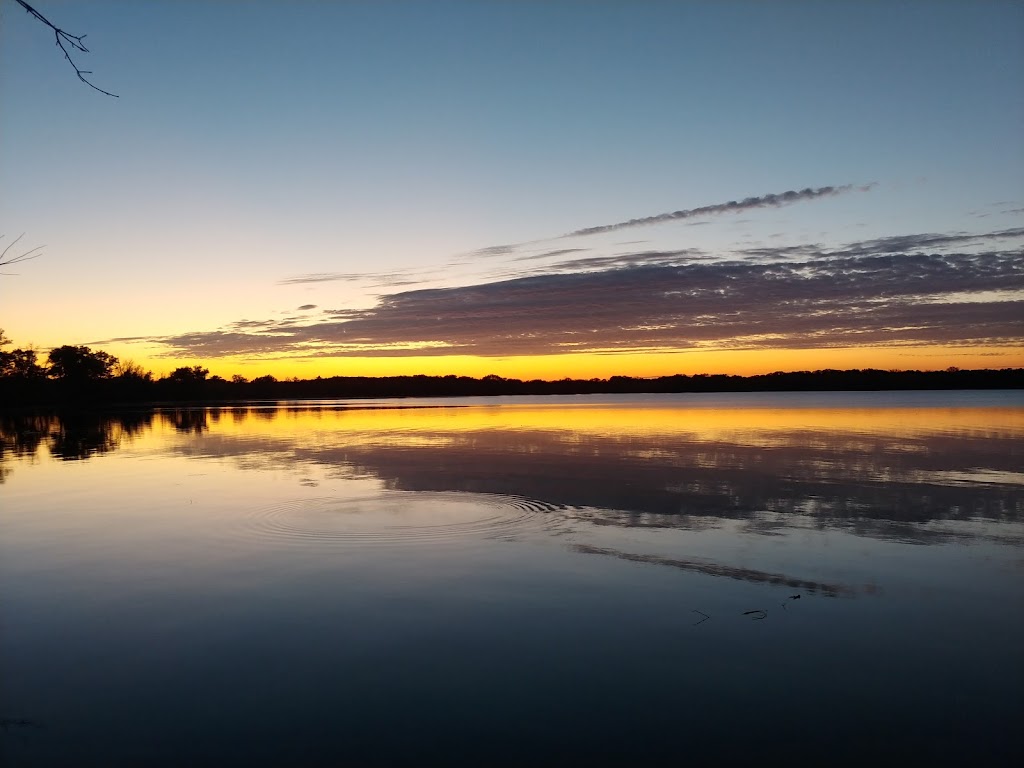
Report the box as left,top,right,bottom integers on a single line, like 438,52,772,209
1,391,1022,766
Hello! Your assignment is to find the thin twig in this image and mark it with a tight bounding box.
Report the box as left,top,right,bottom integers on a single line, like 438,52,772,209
14,0,118,97
0,234,44,269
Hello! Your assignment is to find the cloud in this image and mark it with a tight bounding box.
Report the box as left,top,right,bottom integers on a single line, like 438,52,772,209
542,248,707,273
297,304,318,311
228,319,280,329
278,270,434,288
825,227,1024,257
149,230,1024,359
279,272,368,285
89,335,154,345
461,183,870,260
485,249,709,281
511,247,589,263
564,184,869,238
737,227,1024,262
153,330,298,357
467,244,516,258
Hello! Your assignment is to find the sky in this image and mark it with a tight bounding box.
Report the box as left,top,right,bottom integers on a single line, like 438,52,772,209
1,0,1022,380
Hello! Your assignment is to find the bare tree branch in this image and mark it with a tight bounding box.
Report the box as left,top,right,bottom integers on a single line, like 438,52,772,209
0,234,44,274
13,0,118,97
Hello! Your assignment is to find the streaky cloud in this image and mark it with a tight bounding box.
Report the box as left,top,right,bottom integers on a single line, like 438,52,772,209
502,249,708,278
278,270,434,287
463,184,868,259
512,247,589,263
738,226,1024,261
469,244,516,258
89,335,154,344
279,272,369,284
565,184,870,237
826,226,1024,258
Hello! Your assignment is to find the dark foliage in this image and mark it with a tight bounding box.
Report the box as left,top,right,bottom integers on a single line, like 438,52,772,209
47,345,118,382
0,351,1020,409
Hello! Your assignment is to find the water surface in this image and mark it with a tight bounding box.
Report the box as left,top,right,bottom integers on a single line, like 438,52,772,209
2,391,1022,765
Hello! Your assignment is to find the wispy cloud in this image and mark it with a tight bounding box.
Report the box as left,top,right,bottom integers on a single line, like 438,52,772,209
511,247,589,263
499,249,707,279
738,227,1024,261
90,335,154,345
461,184,871,260
825,227,1024,257
278,269,435,288
469,244,517,258
564,184,871,238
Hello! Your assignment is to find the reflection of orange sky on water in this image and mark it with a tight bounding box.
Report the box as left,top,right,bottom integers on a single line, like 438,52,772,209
116,343,1024,381
153,401,1024,444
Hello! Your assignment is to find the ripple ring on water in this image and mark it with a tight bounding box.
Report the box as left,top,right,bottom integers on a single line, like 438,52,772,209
243,491,564,546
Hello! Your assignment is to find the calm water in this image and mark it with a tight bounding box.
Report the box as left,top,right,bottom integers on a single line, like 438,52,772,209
2,391,1022,766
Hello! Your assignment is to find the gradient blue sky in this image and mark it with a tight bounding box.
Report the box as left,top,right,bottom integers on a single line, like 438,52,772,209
2,0,1022,378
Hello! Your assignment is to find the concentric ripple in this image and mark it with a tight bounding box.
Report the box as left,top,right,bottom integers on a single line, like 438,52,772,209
243,491,565,546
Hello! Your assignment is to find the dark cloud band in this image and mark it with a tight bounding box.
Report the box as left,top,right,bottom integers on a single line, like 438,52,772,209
148,231,1024,359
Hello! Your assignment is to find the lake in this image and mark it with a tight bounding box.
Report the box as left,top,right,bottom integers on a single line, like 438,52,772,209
1,391,1022,766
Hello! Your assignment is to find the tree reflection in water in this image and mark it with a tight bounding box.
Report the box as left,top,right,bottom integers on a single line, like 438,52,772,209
0,410,154,473
1,400,1021,547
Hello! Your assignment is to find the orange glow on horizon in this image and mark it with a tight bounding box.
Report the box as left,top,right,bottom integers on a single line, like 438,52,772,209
110,344,1024,382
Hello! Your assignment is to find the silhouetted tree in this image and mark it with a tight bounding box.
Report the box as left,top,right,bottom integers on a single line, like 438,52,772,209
114,358,152,382
0,332,47,402
47,345,118,382
167,366,209,385
0,348,45,380
159,365,211,400
106,358,154,402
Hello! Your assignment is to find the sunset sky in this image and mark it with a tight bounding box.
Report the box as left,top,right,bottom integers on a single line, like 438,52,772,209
1,0,1022,380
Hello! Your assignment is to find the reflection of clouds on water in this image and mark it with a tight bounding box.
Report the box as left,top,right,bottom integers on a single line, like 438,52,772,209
571,544,871,597
160,412,1021,545
2,401,1021,546
919,469,1024,487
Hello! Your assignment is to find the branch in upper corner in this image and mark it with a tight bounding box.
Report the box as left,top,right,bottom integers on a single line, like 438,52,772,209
13,0,118,97
0,234,44,273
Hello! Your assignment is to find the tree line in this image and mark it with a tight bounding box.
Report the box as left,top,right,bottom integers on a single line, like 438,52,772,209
1,332,1021,406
